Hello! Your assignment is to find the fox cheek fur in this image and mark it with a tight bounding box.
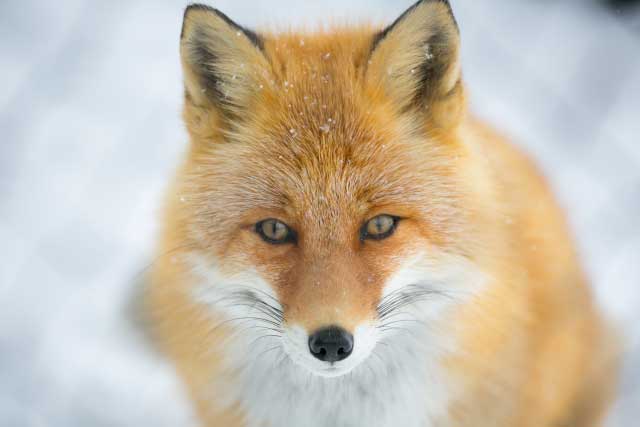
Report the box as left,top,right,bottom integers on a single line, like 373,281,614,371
145,1,619,426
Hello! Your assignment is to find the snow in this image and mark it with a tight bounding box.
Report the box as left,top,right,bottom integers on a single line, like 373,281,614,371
1,0,639,425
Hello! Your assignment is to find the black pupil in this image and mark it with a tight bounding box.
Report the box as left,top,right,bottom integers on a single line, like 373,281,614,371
268,221,282,239
372,216,392,235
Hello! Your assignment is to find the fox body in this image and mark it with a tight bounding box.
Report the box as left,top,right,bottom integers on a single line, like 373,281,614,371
146,1,617,426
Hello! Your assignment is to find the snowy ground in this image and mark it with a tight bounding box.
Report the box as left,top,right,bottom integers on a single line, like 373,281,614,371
1,0,638,426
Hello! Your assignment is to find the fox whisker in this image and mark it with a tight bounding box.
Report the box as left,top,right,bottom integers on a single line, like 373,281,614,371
377,325,421,342
377,284,448,320
247,333,283,350
253,345,283,362
205,316,282,336
378,318,428,329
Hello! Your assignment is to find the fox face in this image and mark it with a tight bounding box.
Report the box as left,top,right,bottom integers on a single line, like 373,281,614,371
171,0,486,381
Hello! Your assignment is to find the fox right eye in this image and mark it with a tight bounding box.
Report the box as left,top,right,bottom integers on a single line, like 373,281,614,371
255,219,296,244
360,214,399,241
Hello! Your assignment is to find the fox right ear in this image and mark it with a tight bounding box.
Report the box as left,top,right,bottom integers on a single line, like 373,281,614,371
180,5,271,117
366,0,463,127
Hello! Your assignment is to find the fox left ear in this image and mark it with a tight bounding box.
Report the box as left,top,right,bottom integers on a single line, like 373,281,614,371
180,4,271,118
366,0,463,127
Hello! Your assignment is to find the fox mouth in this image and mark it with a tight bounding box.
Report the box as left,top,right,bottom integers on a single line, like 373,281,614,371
316,365,354,378
285,351,364,378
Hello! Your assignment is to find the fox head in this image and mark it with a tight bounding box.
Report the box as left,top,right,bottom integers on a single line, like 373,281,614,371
162,0,491,379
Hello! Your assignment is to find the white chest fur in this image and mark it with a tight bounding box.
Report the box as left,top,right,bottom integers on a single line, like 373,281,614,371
220,330,454,427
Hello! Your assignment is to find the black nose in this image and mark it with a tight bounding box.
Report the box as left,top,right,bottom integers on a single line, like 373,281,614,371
308,326,354,362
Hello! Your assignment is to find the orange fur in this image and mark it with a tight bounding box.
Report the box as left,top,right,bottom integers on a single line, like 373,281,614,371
145,2,618,426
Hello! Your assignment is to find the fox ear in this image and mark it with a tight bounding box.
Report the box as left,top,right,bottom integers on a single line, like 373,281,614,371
180,5,270,116
366,0,462,124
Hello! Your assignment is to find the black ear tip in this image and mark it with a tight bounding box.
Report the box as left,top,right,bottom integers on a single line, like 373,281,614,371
424,0,452,6
372,0,457,52
180,3,263,49
182,4,217,39
423,0,458,33
413,0,452,8
183,3,221,25
424,0,456,16
184,3,218,16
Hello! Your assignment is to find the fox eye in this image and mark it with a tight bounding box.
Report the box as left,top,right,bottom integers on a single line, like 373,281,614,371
255,219,295,244
361,215,399,241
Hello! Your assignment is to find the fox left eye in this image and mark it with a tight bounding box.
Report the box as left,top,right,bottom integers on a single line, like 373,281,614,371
361,215,399,241
255,218,295,244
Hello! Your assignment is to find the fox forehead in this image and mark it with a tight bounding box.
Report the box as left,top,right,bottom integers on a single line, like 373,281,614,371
189,106,458,238
213,31,422,203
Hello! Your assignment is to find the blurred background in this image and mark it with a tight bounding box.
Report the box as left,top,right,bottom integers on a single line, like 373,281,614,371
1,0,639,425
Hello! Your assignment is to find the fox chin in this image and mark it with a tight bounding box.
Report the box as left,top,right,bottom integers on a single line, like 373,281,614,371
145,1,619,426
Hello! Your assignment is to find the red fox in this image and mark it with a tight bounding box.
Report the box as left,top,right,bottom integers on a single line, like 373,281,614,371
145,1,619,426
